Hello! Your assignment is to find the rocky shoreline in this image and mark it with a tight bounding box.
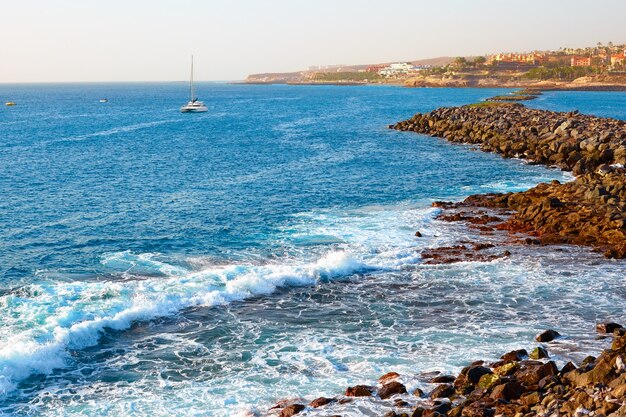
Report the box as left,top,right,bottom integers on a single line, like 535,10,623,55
267,100,626,417
391,102,626,258
269,327,626,417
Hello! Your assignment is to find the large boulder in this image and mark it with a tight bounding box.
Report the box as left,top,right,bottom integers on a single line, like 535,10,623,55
379,381,407,399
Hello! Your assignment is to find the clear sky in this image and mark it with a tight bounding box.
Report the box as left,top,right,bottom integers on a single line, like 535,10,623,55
1,0,625,82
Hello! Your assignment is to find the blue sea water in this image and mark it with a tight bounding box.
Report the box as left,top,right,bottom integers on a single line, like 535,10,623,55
0,84,625,416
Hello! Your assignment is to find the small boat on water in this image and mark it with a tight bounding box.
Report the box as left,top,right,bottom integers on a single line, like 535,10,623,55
180,55,208,113
99,99,108,103
5,102,16,106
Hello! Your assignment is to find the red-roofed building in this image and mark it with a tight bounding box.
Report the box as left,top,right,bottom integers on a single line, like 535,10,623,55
571,56,591,67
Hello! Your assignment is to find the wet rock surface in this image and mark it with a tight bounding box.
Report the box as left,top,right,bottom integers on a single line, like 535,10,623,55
392,103,626,258
269,330,626,417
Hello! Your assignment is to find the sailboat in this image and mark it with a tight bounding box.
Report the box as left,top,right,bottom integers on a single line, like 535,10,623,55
180,55,208,113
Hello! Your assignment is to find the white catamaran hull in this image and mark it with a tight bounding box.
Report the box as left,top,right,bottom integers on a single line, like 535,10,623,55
180,101,208,112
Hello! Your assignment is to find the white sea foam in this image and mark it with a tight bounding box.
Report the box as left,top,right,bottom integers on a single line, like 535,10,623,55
0,202,444,398
0,250,369,396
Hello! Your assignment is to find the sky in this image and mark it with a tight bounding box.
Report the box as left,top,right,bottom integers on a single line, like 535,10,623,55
1,0,625,83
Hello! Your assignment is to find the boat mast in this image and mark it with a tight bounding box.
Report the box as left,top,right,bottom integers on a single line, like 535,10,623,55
190,55,196,102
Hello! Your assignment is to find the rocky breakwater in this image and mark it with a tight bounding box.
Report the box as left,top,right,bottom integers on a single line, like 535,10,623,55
269,327,626,417
390,103,626,258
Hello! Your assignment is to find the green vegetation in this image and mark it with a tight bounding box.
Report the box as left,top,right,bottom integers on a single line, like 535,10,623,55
466,101,512,108
487,94,537,101
512,89,542,95
524,65,600,81
312,72,382,82
473,56,487,65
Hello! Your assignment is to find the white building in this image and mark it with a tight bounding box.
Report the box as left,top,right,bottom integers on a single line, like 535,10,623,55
379,62,416,77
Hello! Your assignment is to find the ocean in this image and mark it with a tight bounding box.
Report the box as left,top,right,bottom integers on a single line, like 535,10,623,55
1,84,625,416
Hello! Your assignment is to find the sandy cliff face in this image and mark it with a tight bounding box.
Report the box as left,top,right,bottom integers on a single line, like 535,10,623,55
404,74,626,90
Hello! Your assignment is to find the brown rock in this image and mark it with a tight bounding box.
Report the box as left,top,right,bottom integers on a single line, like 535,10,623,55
597,322,623,334
395,398,410,407
430,383,455,399
461,401,495,417
424,402,452,417
529,347,549,359
430,375,456,383
279,404,305,417
490,381,525,401
515,361,558,387
500,349,528,362
520,391,541,407
379,381,408,399
559,361,577,375
309,397,335,408
345,385,374,397
412,387,425,397
411,406,425,417
379,371,401,384
493,362,520,377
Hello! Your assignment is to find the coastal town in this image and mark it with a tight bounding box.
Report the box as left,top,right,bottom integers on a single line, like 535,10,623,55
245,42,626,88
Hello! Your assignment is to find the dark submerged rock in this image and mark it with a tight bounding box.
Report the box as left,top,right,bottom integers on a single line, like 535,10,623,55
309,397,335,408
535,329,560,342
597,322,624,334
430,375,456,383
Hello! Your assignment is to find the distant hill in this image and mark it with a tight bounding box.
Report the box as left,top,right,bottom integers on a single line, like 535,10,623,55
244,56,462,83
409,56,456,67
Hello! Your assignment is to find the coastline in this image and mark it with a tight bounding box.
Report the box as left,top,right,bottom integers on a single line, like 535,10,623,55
269,329,626,417
391,102,626,258
240,79,626,92
268,100,626,417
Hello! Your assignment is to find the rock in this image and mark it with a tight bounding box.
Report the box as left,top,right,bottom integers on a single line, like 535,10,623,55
412,388,425,397
391,104,626,258
500,349,528,362
520,391,541,407
464,366,492,386
279,404,305,417
395,398,410,407
461,401,495,417
493,362,520,377
597,322,623,334
477,373,500,390
309,397,335,408
345,385,374,397
472,243,495,250
379,381,407,399
613,333,626,350
490,381,525,401
425,402,452,417
430,384,455,399
530,346,549,359
535,329,560,342
411,406,425,417
580,356,596,367
560,361,577,375
430,375,456,383
515,361,558,387
379,372,401,384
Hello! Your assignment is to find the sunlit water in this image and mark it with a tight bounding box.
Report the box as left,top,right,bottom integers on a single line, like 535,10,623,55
1,84,625,416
